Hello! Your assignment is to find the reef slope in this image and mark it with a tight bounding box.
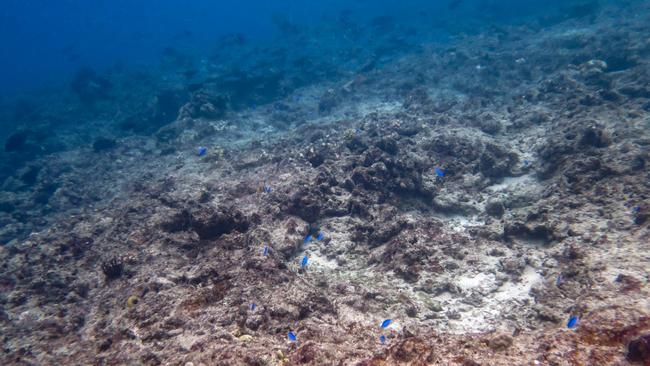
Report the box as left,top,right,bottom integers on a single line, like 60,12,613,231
1,3,650,365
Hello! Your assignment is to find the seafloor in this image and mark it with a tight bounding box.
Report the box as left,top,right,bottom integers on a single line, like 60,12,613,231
1,2,650,366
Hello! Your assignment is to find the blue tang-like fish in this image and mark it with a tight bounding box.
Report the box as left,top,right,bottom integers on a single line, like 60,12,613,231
288,331,297,342
380,319,392,328
434,167,445,177
301,255,308,268
567,315,579,329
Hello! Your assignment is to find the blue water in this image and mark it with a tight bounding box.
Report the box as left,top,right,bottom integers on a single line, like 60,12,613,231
0,0,589,97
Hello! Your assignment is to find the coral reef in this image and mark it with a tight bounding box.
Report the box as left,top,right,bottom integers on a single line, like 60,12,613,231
1,1,650,365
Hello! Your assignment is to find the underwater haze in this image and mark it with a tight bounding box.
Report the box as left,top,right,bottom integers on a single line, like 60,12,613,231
1,0,650,365
1,0,577,95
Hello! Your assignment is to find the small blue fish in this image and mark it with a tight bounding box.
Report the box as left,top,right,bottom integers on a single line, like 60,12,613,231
379,335,386,344
316,232,324,241
304,235,313,244
567,315,579,329
434,167,445,177
380,319,392,328
197,146,207,157
261,181,272,193
250,303,256,311
633,205,641,214
288,331,297,342
263,246,269,256
556,273,563,287
301,255,309,268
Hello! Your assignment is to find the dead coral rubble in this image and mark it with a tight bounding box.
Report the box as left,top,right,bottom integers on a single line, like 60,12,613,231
1,2,650,365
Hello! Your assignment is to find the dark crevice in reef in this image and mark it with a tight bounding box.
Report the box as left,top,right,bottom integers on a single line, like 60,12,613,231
162,206,251,240
604,55,638,73
351,218,413,248
503,222,557,245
